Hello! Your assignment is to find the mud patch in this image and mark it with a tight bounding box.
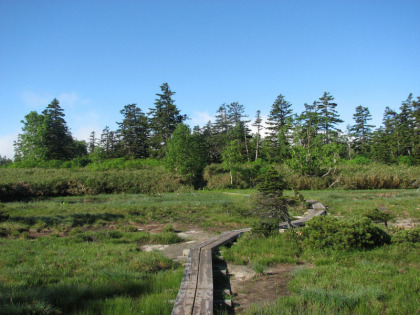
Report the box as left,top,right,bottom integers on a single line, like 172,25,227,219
228,264,298,313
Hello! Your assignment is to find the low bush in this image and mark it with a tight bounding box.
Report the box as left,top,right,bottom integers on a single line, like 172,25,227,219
0,167,186,201
251,219,279,237
391,227,420,244
302,216,391,250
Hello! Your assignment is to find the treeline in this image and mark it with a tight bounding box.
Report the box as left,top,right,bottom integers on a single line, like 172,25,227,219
6,83,420,184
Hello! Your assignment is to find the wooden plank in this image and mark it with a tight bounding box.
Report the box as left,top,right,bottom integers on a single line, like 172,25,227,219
172,204,325,314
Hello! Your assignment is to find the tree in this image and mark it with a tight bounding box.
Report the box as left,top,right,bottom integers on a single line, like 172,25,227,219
42,98,75,160
412,96,420,159
395,94,415,156
165,123,207,185
221,139,243,185
349,105,375,156
266,94,293,162
252,110,263,161
316,92,343,143
14,111,48,161
148,83,186,158
252,168,292,228
88,131,97,154
294,101,320,148
117,104,149,158
99,126,118,158
14,99,82,161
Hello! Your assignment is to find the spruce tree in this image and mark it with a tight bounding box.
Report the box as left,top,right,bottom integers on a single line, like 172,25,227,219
117,104,149,158
148,83,186,158
266,94,293,162
316,92,343,143
42,98,75,160
252,110,263,161
350,105,375,156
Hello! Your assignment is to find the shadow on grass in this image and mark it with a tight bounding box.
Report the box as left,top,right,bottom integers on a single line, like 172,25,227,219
8,212,125,227
0,279,150,314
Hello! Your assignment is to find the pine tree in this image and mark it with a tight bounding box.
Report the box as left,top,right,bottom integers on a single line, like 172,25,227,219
14,99,80,161
350,105,375,156
316,92,343,143
295,101,320,148
99,126,118,158
117,104,149,158
396,94,415,156
88,131,97,154
252,110,263,161
266,94,293,162
148,83,186,158
42,98,75,160
412,96,420,159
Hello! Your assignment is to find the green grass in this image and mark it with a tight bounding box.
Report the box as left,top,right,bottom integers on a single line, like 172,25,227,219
0,191,257,232
300,189,420,220
242,243,419,314
0,189,418,314
0,235,183,314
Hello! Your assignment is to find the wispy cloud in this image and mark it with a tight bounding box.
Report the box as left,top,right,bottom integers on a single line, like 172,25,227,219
21,91,52,110
190,111,214,127
21,90,91,110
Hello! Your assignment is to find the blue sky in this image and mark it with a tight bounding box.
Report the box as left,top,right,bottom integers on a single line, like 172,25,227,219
1,0,419,159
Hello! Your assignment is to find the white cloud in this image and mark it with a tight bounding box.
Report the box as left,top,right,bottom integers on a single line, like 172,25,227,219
0,133,18,160
190,111,214,127
58,92,90,109
21,90,91,111
70,110,102,142
21,91,52,109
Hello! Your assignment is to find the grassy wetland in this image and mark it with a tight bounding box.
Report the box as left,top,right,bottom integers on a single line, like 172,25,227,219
0,188,419,314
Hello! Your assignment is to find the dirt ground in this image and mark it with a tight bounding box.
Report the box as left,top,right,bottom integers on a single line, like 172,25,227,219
227,263,298,313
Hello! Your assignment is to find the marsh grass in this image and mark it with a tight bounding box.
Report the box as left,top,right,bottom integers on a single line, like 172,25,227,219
0,233,183,314
228,231,419,314
0,189,418,314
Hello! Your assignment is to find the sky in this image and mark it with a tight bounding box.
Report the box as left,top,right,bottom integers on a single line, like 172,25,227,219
1,0,419,159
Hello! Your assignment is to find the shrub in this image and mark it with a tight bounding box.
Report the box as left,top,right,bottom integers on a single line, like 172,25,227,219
391,227,420,244
251,219,279,237
397,156,418,166
346,156,373,165
302,216,391,250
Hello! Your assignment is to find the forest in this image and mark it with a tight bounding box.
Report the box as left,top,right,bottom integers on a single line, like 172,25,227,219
2,83,419,193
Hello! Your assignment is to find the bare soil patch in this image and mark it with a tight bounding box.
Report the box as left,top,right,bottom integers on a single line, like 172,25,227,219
228,264,299,313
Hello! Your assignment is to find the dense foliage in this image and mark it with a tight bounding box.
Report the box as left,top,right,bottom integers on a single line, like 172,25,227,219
302,216,391,250
8,85,418,176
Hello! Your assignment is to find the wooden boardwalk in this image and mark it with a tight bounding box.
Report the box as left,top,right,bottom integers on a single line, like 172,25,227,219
171,201,326,315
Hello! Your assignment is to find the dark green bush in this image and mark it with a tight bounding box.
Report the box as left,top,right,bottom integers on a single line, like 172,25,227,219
251,219,279,237
391,227,420,244
302,216,391,250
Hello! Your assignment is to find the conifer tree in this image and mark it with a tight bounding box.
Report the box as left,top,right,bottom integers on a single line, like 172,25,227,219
14,99,81,161
148,83,186,158
117,104,149,158
252,110,263,161
396,94,415,156
42,98,75,160
266,94,293,162
88,131,97,154
350,105,375,156
316,92,343,143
